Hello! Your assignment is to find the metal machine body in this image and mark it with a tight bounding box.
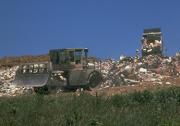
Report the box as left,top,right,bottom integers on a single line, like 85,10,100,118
14,48,102,90
141,28,163,57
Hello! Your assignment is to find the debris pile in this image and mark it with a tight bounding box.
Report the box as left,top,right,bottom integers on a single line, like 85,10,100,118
141,28,163,57
0,66,32,96
0,53,180,96
99,54,180,89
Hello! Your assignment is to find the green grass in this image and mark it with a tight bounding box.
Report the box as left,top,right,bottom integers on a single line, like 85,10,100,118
0,87,180,126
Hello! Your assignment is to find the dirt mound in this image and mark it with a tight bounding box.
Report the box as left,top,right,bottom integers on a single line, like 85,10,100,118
0,55,49,67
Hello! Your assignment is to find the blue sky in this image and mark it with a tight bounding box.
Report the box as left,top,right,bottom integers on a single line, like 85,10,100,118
0,0,180,59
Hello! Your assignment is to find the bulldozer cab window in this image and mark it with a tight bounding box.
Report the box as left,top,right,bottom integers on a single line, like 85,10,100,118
59,51,70,64
75,50,82,64
69,51,74,62
50,51,60,64
59,51,64,64
74,49,88,64
50,49,88,65
50,50,64,64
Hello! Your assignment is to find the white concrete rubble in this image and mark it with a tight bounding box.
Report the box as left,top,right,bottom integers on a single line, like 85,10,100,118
0,66,32,96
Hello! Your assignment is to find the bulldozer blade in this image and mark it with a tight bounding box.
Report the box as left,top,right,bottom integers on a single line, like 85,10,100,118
13,62,51,87
13,73,50,87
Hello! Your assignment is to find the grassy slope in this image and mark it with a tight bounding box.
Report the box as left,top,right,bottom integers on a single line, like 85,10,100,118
0,87,180,126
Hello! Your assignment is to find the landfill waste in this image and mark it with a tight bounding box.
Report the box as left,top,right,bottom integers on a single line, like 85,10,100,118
0,53,180,96
141,28,163,57
0,66,33,96
98,54,180,89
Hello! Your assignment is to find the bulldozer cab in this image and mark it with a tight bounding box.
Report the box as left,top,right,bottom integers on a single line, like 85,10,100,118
49,48,88,70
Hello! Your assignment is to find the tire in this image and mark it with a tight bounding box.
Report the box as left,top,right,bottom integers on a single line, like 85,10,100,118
88,71,102,88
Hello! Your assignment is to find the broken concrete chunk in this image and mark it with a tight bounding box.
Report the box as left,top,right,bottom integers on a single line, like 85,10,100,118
139,68,147,73
165,82,171,85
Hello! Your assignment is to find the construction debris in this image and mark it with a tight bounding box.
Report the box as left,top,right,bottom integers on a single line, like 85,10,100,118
141,28,163,57
99,54,180,89
0,53,180,96
0,66,32,96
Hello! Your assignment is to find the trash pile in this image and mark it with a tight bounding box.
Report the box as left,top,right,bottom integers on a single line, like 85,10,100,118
0,53,180,96
141,28,163,57
0,66,32,96
99,54,180,89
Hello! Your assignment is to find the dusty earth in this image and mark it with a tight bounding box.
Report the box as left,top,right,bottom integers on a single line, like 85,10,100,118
82,76,180,96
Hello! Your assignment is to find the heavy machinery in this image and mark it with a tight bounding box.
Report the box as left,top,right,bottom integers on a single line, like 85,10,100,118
141,28,163,57
13,48,102,92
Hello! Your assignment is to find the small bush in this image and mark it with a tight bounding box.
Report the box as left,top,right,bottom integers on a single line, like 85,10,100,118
131,90,153,104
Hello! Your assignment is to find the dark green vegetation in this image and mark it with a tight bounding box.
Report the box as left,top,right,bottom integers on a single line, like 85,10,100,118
1,87,180,126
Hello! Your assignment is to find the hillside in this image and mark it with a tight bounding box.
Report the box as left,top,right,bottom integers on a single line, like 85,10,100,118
0,53,180,96
0,55,49,67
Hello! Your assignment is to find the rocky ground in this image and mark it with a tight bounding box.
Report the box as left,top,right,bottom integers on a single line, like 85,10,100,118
0,66,32,96
0,53,180,96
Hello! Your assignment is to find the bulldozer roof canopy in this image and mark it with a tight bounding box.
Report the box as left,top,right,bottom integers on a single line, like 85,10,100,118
49,48,88,53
